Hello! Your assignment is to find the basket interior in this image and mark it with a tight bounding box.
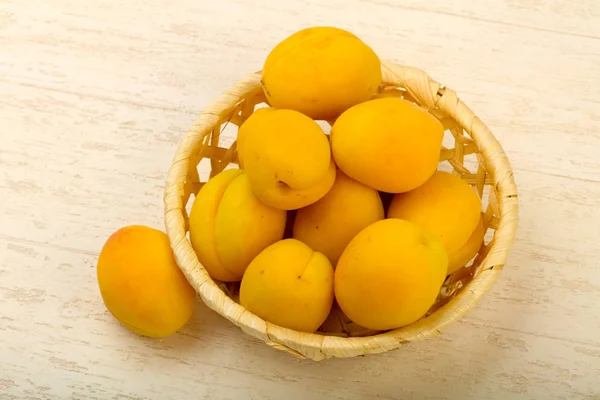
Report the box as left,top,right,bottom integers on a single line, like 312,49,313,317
179,86,501,338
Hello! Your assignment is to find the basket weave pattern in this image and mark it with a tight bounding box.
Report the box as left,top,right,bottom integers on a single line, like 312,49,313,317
164,61,519,361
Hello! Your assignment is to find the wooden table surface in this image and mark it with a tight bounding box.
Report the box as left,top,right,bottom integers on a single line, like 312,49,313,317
1,1,599,399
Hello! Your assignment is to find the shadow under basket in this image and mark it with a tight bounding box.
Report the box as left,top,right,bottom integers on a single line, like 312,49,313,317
163,61,519,361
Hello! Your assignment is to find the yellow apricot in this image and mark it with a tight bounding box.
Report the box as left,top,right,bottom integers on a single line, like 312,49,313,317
261,26,382,121
387,170,482,253
188,168,286,282
334,219,448,331
447,214,486,274
293,170,384,265
97,225,196,338
331,97,444,193
237,108,335,210
239,239,334,333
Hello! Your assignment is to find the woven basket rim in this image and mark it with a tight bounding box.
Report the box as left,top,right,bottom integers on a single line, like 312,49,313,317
163,60,519,361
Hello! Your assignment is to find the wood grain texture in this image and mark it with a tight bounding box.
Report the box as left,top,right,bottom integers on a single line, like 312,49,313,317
1,0,599,398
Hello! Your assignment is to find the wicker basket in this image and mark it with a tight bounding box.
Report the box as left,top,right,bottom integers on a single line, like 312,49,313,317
163,60,519,361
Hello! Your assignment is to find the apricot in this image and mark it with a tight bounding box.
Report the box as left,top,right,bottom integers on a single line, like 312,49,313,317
261,26,382,121
237,108,335,210
188,168,286,282
447,214,486,274
331,97,444,193
293,170,384,265
96,225,196,338
387,170,482,253
334,219,448,331
239,239,334,333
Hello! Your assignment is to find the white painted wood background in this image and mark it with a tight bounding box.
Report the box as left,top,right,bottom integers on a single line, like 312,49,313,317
1,0,599,399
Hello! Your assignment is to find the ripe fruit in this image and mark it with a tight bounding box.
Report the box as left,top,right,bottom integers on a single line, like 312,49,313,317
239,239,334,333
334,219,448,331
188,168,286,282
293,170,384,265
387,170,482,253
97,225,196,338
447,214,486,274
237,108,335,210
331,97,444,193
261,26,382,121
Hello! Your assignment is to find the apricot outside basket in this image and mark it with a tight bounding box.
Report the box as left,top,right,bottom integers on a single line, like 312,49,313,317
163,61,519,361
